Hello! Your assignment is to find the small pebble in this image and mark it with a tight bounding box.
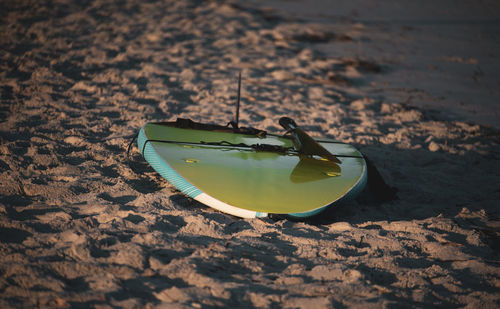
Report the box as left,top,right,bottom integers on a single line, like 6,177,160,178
428,141,440,152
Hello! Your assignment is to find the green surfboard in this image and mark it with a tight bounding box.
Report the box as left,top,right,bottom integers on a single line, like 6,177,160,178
137,120,367,218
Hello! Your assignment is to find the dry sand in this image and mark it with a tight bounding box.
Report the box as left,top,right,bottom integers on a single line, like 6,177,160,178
1,0,499,307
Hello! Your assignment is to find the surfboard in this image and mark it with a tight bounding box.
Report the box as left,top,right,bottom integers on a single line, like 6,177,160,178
137,119,367,218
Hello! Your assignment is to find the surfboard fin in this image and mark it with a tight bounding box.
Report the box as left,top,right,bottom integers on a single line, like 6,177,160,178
279,117,341,163
229,71,242,130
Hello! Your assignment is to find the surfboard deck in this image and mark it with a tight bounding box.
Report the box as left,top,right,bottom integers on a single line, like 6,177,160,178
137,122,367,218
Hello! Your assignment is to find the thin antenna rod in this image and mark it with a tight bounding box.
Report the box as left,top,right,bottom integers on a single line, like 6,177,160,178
234,71,241,129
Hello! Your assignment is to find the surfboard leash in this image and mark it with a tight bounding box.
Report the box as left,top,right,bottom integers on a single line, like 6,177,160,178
139,138,364,159
127,134,138,161
139,139,295,155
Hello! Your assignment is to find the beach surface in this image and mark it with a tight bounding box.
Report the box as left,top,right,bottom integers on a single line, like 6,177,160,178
1,0,499,307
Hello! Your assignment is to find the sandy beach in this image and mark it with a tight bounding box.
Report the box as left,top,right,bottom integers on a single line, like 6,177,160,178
1,0,499,307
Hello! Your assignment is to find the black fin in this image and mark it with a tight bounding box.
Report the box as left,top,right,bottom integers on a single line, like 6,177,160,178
364,156,398,202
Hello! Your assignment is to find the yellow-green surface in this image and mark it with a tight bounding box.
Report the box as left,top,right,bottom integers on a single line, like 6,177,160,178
145,123,365,213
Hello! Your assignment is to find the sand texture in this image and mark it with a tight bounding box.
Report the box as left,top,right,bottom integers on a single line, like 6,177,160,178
1,0,499,307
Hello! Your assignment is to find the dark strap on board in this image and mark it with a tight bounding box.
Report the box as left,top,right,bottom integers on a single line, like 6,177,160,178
155,118,267,137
